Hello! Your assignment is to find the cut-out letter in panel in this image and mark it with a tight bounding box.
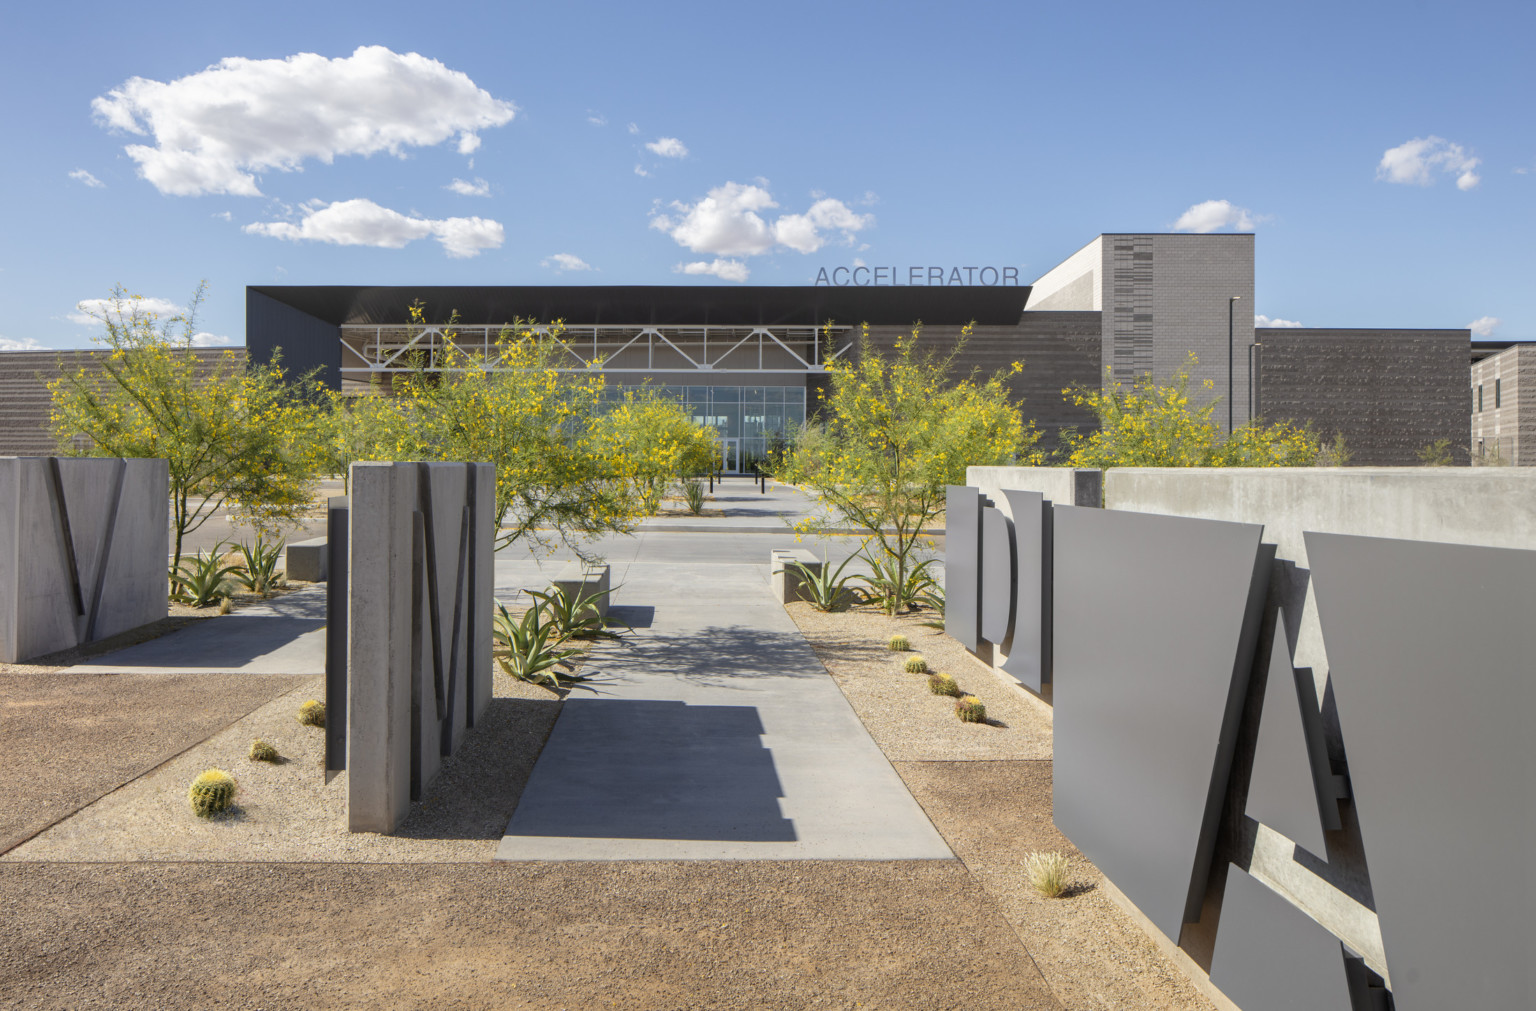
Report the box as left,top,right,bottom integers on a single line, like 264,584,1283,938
1210,867,1355,1011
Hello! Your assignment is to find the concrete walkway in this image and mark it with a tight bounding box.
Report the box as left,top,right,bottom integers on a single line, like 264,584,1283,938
496,555,953,860
69,587,327,675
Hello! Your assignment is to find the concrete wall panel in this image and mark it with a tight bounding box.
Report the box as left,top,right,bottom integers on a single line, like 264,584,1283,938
944,485,981,650
0,456,167,662
347,460,493,833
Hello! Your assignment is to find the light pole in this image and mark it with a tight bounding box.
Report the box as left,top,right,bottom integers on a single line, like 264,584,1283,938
1249,340,1262,420
1228,296,1241,432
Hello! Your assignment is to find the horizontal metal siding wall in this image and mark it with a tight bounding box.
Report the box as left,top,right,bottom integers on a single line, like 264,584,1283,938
247,289,343,390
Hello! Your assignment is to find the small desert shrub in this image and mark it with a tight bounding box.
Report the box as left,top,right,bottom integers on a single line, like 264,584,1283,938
188,769,236,818
682,478,706,515
249,739,279,762
218,596,233,615
1025,850,1071,898
955,695,987,723
903,655,928,674
928,671,962,697
296,700,326,727
887,633,910,652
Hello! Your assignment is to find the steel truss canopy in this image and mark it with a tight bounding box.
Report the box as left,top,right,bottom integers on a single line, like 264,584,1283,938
247,284,1033,389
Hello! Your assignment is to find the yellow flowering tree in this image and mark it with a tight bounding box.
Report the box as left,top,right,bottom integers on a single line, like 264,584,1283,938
595,388,720,513
780,323,1038,612
1060,356,1319,467
49,283,326,569
382,306,640,553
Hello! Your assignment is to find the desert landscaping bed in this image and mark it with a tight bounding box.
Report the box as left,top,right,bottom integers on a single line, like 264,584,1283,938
786,599,1216,1011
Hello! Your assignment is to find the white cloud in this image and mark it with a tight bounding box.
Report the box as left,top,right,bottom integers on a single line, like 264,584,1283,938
852,257,866,268
92,46,516,196
0,335,47,351
243,198,504,258
69,295,185,326
446,176,491,197
190,332,233,347
543,253,593,272
627,122,639,135
650,182,873,259
772,197,873,253
645,137,688,159
69,169,104,188
1254,314,1303,328
587,112,607,126
1467,315,1501,337
213,210,232,221
677,258,750,282
1172,199,1261,233
633,164,649,177
1377,136,1480,190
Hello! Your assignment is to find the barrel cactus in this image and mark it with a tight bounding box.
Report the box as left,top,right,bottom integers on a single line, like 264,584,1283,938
903,655,928,674
249,738,279,762
887,633,910,652
928,672,962,697
956,695,987,723
188,769,236,818
296,700,326,727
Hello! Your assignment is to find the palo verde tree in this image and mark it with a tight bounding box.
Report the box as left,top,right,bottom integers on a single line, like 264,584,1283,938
594,387,721,514
1059,355,1319,467
49,283,326,569
382,303,640,554
779,322,1038,613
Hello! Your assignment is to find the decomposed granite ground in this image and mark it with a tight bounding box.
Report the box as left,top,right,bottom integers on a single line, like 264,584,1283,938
785,600,1218,1011
0,592,1217,1010
0,861,1060,1011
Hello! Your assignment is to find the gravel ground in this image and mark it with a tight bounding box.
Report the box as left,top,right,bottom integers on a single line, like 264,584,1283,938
786,601,1052,760
4,669,562,863
0,860,1061,1010
784,601,1215,1011
0,673,311,854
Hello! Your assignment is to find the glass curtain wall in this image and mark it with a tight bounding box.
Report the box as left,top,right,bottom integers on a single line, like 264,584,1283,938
599,385,806,471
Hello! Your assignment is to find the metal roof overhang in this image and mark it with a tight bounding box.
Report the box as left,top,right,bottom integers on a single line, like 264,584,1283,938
246,284,1031,327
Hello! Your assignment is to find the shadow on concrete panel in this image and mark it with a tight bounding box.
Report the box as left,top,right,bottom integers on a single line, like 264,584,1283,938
505,699,796,842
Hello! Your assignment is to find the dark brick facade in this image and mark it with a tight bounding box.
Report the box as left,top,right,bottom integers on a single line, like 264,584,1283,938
1256,328,1470,466
853,311,1102,456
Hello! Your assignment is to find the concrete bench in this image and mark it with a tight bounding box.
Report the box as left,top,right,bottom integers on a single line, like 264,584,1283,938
286,537,328,582
770,548,822,604
552,561,611,617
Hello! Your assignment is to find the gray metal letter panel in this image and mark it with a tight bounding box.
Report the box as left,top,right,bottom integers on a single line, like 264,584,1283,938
999,489,1048,693
1308,531,1536,1011
1209,867,1354,1011
1053,506,1269,940
979,504,1015,645
945,485,981,650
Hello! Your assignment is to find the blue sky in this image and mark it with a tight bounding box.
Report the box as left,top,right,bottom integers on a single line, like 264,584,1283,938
1,0,1531,349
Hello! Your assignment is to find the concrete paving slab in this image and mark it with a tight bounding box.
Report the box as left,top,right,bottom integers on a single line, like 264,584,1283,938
69,587,327,675
498,560,952,861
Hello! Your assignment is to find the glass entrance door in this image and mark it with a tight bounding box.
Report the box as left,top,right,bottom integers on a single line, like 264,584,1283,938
721,438,740,474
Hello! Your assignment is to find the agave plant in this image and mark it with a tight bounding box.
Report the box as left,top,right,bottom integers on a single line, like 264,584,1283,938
170,542,243,607
855,551,939,616
776,550,864,612
914,581,945,632
526,583,626,642
492,602,588,689
232,534,285,596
